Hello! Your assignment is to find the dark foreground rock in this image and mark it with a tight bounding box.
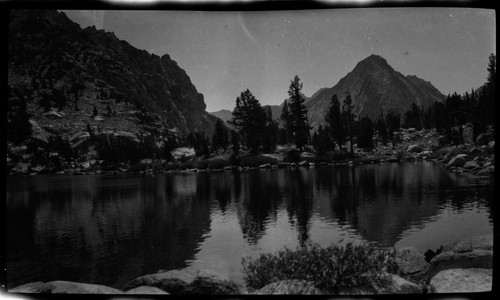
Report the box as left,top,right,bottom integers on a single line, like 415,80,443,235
251,280,325,295
122,269,196,294
429,268,492,293
395,247,430,276
10,281,123,294
186,269,241,294
123,268,242,295
427,249,493,280
125,286,169,294
338,273,423,295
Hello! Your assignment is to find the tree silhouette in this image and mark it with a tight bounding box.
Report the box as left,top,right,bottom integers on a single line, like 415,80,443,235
229,89,267,153
325,94,344,150
342,93,355,156
287,75,310,150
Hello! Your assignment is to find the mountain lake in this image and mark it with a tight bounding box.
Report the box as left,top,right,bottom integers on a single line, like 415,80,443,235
6,161,494,289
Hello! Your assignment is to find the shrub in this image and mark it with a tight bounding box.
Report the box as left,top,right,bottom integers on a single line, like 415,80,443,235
207,158,230,169
194,159,209,170
329,149,350,161
283,149,302,163
241,243,398,293
179,160,194,170
239,154,278,167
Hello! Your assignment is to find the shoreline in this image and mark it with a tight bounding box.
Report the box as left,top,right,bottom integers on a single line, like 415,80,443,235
8,234,493,295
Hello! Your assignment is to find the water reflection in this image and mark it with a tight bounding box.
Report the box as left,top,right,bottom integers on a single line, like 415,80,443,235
6,162,493,289
7,174,212,288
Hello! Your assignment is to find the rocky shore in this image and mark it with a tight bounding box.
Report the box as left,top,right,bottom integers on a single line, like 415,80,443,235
7,127,495,178
9,234,493,295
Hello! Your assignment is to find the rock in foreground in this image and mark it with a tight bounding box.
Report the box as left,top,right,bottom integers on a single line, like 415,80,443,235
251,280,325,295
430,268,492,293
10,281,123,294
123,268,241,294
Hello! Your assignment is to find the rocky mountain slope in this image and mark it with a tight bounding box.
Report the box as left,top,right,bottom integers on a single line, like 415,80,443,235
8,9,217,140
305,54,443,128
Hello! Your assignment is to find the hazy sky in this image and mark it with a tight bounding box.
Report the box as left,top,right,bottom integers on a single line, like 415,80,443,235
63,8,495,112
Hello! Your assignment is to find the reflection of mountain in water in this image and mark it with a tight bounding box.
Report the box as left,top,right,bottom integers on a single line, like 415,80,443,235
6,174,212,289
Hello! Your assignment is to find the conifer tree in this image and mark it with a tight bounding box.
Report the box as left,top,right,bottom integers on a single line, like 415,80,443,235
229,89,267,153
325,94,343,150
287,75,310,150
375,110,388,146
342,93,355,156
385,110,400,149
212,118,229,152
280,100,293,144
263,106,279,152
356,116,374,149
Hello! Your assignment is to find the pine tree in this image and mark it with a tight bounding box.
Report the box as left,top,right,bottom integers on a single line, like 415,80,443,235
287,75,310,150
342,93,355,156
231,130,240,153
325,94,343,150
212,118,229,152
385,110,400,149
280,100,293,144
263,106,279,153
229,89,267,153
356,116,374,149
375,110,388,146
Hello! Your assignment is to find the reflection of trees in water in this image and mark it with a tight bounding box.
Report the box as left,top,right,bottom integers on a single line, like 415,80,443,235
235,171,282,245
214,175,232,213
6,174,212,289
285,169,314,246
311,162,493,247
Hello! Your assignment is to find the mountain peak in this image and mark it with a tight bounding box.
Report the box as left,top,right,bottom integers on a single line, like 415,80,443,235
357,54,390,68
304,54,443,128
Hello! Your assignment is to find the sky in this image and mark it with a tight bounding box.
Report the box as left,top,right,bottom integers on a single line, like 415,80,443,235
63,7,495,112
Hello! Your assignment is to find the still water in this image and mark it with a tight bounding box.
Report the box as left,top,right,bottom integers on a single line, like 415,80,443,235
6,161,493,289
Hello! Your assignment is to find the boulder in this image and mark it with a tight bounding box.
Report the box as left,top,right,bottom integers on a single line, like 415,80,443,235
476,167,494,176
338,273,422,295
251,280,324,295
468,147,486,157
407,145,424,153
463,160,480,170
113,131,139,143
475,133,492,146
43,111,65,119
29,120,52,143
487,141,495,153
186,269,241,294
259,163,271,169
10,281,53,293
278,162,290,168
125,286,169,294
47,281,123,294
298,160,310,167
122,269,196,294
427,249,493,280
437,135,448,147
442,235,493,252
446,154,469,168
300,152,315,159
395,247,429,275
429,268,492,293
